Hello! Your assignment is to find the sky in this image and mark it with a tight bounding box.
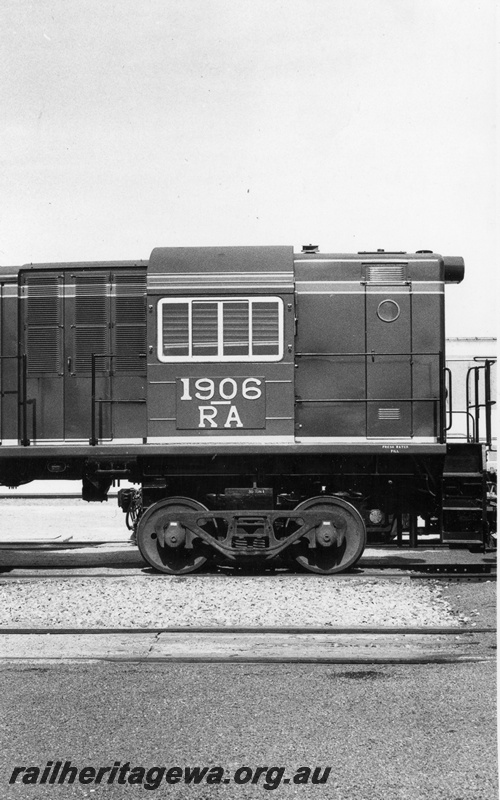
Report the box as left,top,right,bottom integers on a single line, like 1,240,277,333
0,0,497,336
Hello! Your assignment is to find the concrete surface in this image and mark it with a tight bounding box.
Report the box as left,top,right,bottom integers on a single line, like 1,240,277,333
0,660,496,799
0,630,491,662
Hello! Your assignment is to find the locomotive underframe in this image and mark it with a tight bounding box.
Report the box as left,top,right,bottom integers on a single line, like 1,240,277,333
0,449,443,505
0,447,449,531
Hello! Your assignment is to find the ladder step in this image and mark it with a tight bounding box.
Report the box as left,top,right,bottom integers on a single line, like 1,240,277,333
443,472,483,478
443,507,482,512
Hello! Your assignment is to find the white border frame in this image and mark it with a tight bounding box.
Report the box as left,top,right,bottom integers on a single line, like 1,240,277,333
157,296,284,363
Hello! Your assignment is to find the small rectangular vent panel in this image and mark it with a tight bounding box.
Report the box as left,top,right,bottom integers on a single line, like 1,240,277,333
365,264,407,283
378,408,401,420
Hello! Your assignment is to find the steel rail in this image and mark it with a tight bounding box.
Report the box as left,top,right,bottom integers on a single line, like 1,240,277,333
0,625,495,635
1,655,492,664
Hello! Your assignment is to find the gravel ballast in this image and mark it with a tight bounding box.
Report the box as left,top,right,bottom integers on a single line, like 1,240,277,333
0,576,462,628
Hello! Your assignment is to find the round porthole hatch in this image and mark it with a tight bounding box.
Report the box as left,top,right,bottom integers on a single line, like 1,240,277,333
377,299,400,322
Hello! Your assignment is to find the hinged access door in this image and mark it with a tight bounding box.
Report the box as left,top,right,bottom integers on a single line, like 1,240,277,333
64,271,112,440
365,287,412,436
21,271,65,440
21,268,147,442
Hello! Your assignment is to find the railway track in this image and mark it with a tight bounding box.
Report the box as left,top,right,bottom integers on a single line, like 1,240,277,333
0,625,495,634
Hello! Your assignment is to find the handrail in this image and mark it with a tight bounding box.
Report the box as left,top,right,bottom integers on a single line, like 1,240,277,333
2,353,147,447
445,367,453,431
90,353,146,445
447,410,476,442
0,356,23,445
295,350,441,357
484,359,495,448
295,397,438,403
466,360,496,446
21,354,28,446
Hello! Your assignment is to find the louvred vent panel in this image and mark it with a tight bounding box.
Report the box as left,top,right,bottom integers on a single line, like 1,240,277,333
163,304,189,357
113,271,147,372
75,295,107,324
192,302,218,356
27,328,62,373
115,273,147,324
223,302,249,355
73,274,109,373
24,273,63,374
365,264,407,283
74,328,107,372
115,326,147,372
252,301,280,355
378,408,401,420
75,274,107,294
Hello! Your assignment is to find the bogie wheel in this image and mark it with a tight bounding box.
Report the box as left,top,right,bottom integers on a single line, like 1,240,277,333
293,496,366,574
136,497,210,575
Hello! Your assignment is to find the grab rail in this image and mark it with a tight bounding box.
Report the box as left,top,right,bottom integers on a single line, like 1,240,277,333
466,359,496,447
90,353,146,445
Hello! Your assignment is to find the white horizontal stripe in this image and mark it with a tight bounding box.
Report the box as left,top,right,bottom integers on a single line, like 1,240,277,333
294,259,409,264
0,435,440,447
1,438,146,446
148,281,293,290
150,272,293,277
295,280,443,285
295,436,438,444
296,290,443,295
147,435,295,444
147,362,293,368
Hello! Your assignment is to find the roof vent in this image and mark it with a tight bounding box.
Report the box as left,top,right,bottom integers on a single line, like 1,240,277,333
358,250,407,255
302,244,319,254
365,264,407,283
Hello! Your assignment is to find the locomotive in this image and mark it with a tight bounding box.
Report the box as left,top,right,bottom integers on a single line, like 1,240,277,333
0,245,491,573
